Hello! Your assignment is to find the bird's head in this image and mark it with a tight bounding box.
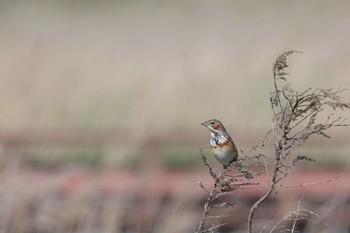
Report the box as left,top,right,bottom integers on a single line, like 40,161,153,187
201,119,227,135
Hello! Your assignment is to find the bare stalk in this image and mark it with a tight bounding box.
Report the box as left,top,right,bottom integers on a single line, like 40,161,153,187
195,149,259,233
247,50,349,233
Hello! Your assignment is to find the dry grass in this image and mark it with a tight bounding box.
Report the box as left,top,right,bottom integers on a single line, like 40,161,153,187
0,0,350,131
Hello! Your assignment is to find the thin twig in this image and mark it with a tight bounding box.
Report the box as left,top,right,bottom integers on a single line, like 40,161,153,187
276,174,342,189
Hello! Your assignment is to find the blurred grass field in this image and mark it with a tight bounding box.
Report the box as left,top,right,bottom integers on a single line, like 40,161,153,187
0,1,350,232
1,0,350,130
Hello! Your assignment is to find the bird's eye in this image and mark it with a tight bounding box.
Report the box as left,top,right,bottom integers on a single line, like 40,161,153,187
210,121,215,125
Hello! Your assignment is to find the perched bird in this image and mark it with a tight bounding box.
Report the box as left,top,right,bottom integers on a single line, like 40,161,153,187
201,119,239,169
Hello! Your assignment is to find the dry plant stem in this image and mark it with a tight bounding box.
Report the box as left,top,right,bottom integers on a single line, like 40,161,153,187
269,197,326,233
247,164,278,233
196,149,258,233
276,174,341,188
196,148,222,232
200,147,217,181
197,151,233,232
196,196,211,232
291,199,302,233
247,50,349,233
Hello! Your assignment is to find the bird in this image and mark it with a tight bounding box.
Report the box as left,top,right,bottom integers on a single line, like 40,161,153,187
201,119,239,169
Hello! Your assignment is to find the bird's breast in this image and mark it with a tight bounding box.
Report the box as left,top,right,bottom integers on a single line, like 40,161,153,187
210,135,229,148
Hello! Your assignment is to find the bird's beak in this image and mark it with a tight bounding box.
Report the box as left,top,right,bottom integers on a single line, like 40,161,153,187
201,122,207,127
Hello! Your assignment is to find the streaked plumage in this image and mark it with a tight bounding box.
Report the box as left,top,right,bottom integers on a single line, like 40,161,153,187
201,119,238,169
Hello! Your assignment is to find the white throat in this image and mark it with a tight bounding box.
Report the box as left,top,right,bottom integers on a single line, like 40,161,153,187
210,132,228,147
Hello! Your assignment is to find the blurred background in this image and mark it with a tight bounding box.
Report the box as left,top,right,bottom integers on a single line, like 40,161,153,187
0,0,350,232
